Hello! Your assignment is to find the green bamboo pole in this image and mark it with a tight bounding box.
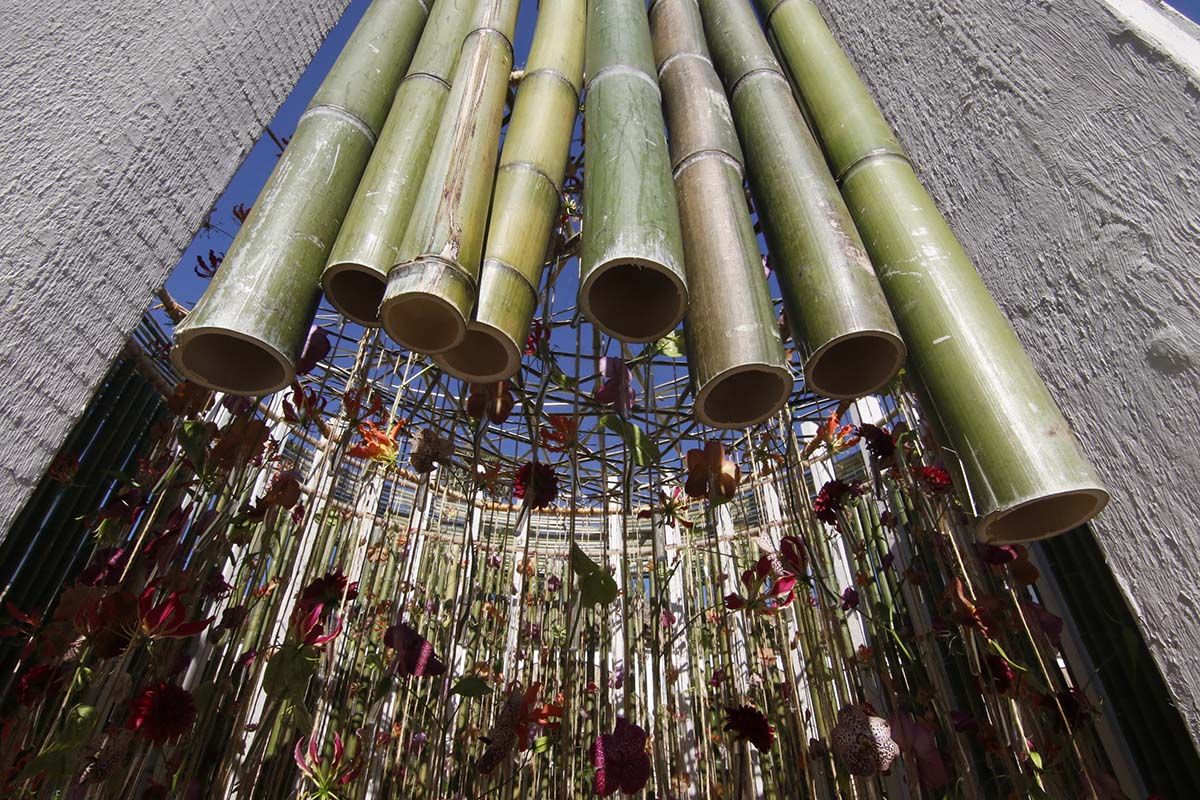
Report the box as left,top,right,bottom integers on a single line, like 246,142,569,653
173,0,429,395
380,0,521,354
434,0,585,382
757,0,1108,542
648,0,789,429
699,0,905,400
324,0,479,327
579,0,688,343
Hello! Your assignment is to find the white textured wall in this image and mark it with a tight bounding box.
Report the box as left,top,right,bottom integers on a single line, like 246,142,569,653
813,0,1200,740
0,1,348,529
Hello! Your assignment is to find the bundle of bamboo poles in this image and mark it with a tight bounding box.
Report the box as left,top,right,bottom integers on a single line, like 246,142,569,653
649,0,791,428
380,0,521,354
579,0,689,343
753,0,1108,541
323,0,480,327
173,0,429,394
436,0,586,382
700,0,905,401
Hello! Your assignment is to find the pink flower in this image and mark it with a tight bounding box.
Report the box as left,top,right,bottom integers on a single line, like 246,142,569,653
595,357,635,415
295,732,361,791
137,586,213,640
125,682,196,744
778,536,807,577
725,556,797,615
289,600,342,647
591,718,651,796
889,712,949,789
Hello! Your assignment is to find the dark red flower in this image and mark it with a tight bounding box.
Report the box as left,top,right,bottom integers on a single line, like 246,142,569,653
218,605,248,631
75,590,138,658
813,479,861,525
202,570,232,599
300,572,359,607
525,318,549,357
78,547,128,587
840,587,861,611
15,664,62,706
778,536,807,577
295,326,331,376
912,465,954,494
125,682,196,744
984,654,1016,694
950,710,978,734
290,600,342,647
384,621,446,677
591,717,651,797
856,424,896,463
982,544,1020,565
514,462,557,509
724,705,775,751
138,586,213,640
889,712,949,789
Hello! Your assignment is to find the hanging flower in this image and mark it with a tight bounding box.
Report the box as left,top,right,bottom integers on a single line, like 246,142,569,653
725,556,797,615
724,705,775,751
283,382,330,437
984,653,1016,694
684,441,740,503
840,587,861,612
778,535,807,577
15,664,63,706
348,420,407,465
341,385,382,427
912,465,954,494
591,717,651,797
295,326,332,376
526,318,549,357
300,572,359,607
855,424,896,464
812,479,862,526
888,712,949,789
384,621,446,677
546,575,562,592
943,577,990,638
75,590,138,658
78,547,128,587
125,682,197,745
137,586,213,641
409,428,453,473
982,544,1020,565
294,731,362,796
466,381,515,424
802,401,858,461
830,704,899,777
539,414,579,453
595,357,636,416
637,487,692,529
514,461,558,509
289,600,342,647
201,570,232,600
477,682,564,774
1021,600,1064,647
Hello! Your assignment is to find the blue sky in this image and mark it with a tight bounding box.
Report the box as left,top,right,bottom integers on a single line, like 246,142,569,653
164,0,1200,307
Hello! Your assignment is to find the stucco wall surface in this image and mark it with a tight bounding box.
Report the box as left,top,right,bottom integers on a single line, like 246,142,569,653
812,0,1200,740
0,1,348,531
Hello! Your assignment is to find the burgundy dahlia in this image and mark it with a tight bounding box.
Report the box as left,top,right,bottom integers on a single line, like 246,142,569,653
913,465,954,494
125,682,196,744
855,424,896,463
591,717,651,797
812,479,861,525
300,571,359,606
514,461,558,509
724,705,775,752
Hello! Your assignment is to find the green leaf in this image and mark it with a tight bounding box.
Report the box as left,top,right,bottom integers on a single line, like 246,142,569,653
569,544,619,608
178,419,209,472
264,644,318,699
1029,750,1044,771
532,735,553,753
598,415,660,467
451,675,494,698
653,331,686,358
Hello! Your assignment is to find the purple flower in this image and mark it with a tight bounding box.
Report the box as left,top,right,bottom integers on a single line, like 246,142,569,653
295,326,332,376
840,587,861,611
546,574,562,592
595,357,635,416
384,621,446,677
591,718,650,796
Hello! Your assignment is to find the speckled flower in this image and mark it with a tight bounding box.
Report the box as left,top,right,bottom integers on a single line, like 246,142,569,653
591,717,651,797
830,704,899,777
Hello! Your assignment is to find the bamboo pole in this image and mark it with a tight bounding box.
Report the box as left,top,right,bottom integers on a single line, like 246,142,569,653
380,0,521,354
579,0,688,343
699,0,905,400
649,0,790,429
435,0,585,382
323,0,480,327
172,0,429,395
756,0,1108,542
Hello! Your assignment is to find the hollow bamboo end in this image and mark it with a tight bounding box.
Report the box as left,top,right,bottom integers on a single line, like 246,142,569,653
804,330,907,400
381,260,473,354
580,259,687,343
433,323,522,383
977,486,1110,544
694,364,792,430
323,262,386,327
172,326,294,397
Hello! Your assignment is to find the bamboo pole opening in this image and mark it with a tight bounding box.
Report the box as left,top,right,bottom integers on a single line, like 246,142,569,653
694,363,793,429
804,330,906,400
434,323,521,383
980,489,1110,544
578,261,688,343
323,263,387,326
173,327,292,396
380,256,474,354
